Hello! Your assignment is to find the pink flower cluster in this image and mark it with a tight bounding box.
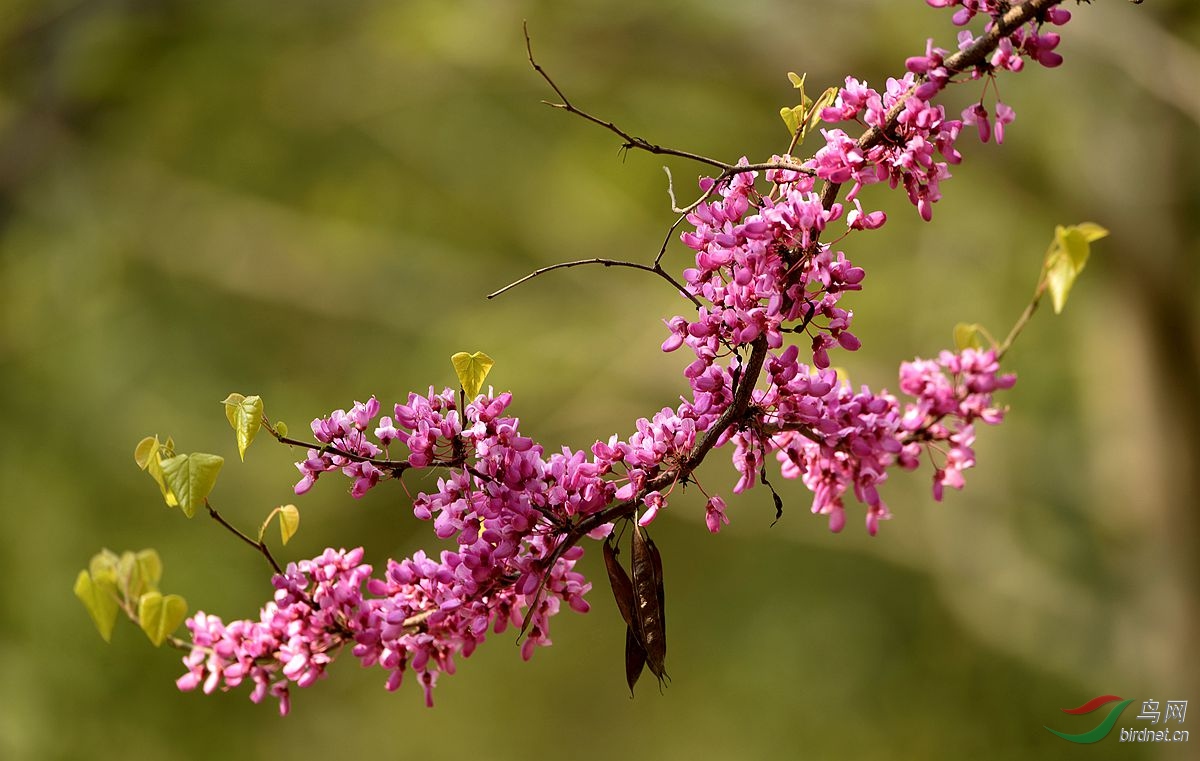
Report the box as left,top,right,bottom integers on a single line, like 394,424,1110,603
748,347,1014,535
177,548,375,715
666,163,1015,535
816,1,1073,220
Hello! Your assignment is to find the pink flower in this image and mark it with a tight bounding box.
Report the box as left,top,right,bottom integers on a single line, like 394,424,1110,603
704,495,729,534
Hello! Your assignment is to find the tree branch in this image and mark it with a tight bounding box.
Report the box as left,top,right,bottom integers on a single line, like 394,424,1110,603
486,256,702,307
205,499,284,576
819,0,1063,210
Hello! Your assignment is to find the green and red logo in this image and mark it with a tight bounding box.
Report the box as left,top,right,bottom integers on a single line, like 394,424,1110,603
1045,695,1134,744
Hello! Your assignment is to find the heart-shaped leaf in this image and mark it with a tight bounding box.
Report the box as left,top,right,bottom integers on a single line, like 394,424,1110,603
134,549,162,596
451,351,495,398
780,105,803,136
953,322,985,351
137,591,188,647
133,436,157,470
144,446,179,508
1044,222,1108,314
159,452,224,518
74,570,119,642
278,504,300,545
222,393,264,461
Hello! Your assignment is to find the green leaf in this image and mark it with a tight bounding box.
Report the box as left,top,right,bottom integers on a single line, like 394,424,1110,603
117,551,137,596
1073,221,1109,243
135,549,162,594
74,570,119,642
88,548,120,583
275,420,288,438
159,452,224,518
278,504,300,545
137,591,188,647
134,436,157,470
787,71,806,91
805,86,839,138
1046,254,1076,315
1043,223,1106,315
145,447,179,508
953,322,985,351
780,105,803,136
222,393,264,461
1056,226,1090,271
451,351,495,398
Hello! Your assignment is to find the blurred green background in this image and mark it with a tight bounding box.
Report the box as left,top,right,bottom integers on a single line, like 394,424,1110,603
2,1,1197,759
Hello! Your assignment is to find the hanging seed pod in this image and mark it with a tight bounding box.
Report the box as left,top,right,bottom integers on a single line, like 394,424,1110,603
606,533,647,694
603,535,635,630
647,535,665,645
624,625,646,696
631,523,667,683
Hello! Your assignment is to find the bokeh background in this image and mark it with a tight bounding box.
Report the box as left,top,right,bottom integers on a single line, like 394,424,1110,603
2,1,1197,759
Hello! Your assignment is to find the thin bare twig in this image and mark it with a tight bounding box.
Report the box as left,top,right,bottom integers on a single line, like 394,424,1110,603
998,271,1049,359
205,499,284,576
269,428,412,475
525,22,730,172
486,257,700,307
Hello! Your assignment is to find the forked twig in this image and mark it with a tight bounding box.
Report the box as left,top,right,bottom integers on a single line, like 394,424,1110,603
486,257,701,307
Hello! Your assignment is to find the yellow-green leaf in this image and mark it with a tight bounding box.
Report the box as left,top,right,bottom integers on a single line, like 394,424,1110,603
451,351,495,398
278,504,300,545
953,322,986,351
117,551,137,595
159,452,224,518
1055,226,1089,272
74,570,119,642
1073,221,1109,243
89,548,119,580
806,86,839,136
275,420,288,438
222,393,245,420
222,393,264,461
137,591,188,647
787,71,806,91
1043,223,1106,315
780,105,803,136
135,549,162,594
144,446,179,508
1046,254,1076,314
134,437,157,470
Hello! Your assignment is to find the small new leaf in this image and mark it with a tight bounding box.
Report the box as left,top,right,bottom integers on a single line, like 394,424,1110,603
74,570,119,642
137,591,188,647
88,549,120,583
780,105,804,136
144,444,179,508
451,351,495,398
278,504,300,545
133,437,157,470
159,452,224,518
804,86,839,140
222,393,264,461
135,549,162,593
1044,222,1108,314
954,322,986,351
